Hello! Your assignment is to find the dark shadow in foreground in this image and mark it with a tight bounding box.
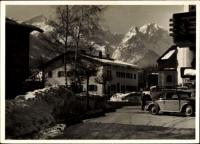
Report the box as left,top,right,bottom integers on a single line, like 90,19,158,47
53,122,195,139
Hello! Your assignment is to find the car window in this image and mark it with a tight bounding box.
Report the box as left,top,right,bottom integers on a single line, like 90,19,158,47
179,93,191,99
171,94,179,100
166,93,173,99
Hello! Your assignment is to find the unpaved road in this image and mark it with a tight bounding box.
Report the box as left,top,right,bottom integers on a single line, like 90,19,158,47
56,106,195,139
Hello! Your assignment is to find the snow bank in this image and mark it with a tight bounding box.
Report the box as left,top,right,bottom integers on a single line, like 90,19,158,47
35,124,66,139
6,86,75,139
110,92,138,102
17,86,57,100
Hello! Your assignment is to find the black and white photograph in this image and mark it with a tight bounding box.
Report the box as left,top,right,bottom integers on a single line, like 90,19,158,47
0,0,199,143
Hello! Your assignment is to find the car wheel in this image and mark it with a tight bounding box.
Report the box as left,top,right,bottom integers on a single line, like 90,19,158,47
151,105,159,115
185,105,193,116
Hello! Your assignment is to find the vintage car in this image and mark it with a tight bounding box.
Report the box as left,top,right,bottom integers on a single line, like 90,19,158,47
145,90,195,116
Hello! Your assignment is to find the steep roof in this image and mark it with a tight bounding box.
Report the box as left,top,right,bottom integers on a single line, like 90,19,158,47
157,45,177,62
44,51,139,70
6,17,43,32
81,54,139,69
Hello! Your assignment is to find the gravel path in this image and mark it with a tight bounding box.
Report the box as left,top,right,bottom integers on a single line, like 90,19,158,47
54,106,195,139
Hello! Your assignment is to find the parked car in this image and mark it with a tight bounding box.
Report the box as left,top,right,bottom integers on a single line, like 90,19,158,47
145,90,195,116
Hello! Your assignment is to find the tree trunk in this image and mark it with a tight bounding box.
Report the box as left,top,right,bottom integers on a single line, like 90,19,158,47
86,76,90,110
41,67,45,88
73,7,83,93
64,5,69,87
103,82,106,97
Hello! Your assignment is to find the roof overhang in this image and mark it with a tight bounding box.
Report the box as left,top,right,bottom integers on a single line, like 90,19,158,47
6,18,43,33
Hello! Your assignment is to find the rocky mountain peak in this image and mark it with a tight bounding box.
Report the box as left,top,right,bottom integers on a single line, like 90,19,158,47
139,23,162,35
112,23,173,68
26,15,54,35
26,15,49,24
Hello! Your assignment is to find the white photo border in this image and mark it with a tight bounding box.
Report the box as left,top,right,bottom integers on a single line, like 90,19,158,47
0,1,199,143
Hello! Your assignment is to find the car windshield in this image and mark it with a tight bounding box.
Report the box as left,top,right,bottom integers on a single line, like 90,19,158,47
178,92,191,99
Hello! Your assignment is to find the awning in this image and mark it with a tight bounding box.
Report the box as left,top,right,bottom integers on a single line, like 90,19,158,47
184,69,196,76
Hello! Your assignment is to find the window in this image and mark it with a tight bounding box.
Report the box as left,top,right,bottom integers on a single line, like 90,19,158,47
134,74,136,79
121,85,125,93
122,72,125,78
67,71,71,77
99,51,102,58
130,73,133,79
88,85,97,91
48,71,52,78
126,86,137,91
171,94,179,100
116,72,128,79
166,93,173,99
179,93,191,99
111,85,116,91
116,72,120,77
126,73,129,78
107,70,112,77
119,72,122,77
58,71,65,77
166,75,172,82
117,83,120,92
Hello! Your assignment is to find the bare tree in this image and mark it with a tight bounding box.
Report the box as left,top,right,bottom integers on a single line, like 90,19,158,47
51,5,106,89
51,6,70,86
95,67,112,98
76,59,98,109
69,6,106,90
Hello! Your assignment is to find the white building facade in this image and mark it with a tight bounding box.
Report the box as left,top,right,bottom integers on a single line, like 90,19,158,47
44,53,141,96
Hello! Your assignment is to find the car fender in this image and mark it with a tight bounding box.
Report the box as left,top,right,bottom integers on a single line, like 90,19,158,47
180,103,194,113
147,102,160,111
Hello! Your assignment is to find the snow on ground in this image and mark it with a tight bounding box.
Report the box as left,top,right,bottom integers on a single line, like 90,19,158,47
36,124,66,139
32,21,54,32
16,86,57,100
109,92,138,102
7,86,74,138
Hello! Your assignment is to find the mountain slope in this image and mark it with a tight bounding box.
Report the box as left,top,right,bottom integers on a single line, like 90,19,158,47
26,15,122,68
112,23,173,68
25,15,62,68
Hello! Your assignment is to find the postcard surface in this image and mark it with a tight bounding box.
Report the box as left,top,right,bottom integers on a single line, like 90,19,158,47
0,0,199,143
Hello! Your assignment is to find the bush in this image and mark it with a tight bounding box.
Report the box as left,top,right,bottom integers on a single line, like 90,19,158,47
6,99,55,138
6,86,113,139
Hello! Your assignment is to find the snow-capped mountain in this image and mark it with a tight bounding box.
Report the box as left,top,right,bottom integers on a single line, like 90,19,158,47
112,23,173,68
26,15,54,35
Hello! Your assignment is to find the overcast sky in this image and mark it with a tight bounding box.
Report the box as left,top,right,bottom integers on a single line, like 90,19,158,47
6,5,184,34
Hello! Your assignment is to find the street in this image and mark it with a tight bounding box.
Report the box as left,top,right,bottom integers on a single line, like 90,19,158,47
56,106,195,139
